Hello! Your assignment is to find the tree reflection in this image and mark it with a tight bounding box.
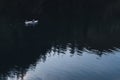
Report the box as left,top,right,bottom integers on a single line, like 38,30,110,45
0,15,120,79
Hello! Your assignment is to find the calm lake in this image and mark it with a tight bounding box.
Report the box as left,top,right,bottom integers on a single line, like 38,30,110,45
0,16,120,80
1,0,120,78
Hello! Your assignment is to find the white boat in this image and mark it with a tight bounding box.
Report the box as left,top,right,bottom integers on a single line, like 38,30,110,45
25,19,38,26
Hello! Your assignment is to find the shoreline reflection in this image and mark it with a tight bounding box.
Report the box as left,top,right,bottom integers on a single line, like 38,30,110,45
4,47,120,80
0,18,120,80
0,45,120,80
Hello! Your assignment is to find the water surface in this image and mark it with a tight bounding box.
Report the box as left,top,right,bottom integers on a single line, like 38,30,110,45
0,8,120,80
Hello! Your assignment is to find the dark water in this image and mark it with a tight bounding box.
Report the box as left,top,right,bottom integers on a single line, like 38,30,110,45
0,0,120,79
0,17,120,80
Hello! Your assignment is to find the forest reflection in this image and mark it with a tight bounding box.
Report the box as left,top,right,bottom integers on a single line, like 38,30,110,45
0,0,120,79
0,18,120,80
